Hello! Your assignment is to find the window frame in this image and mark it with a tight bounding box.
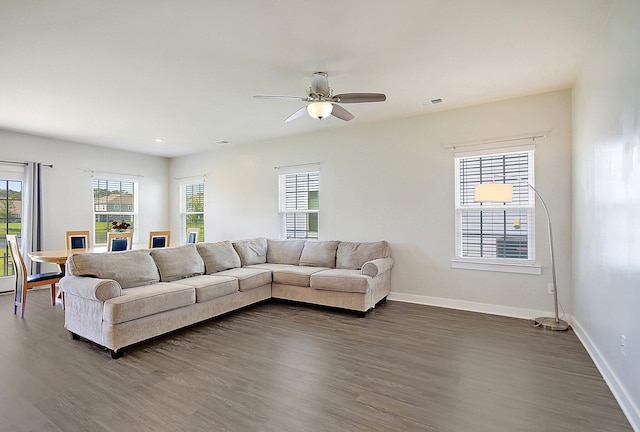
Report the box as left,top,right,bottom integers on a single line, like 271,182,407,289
0,167,23,280
92,177,139,245
278,169,320,240
180,181,205,243
452,146,541,274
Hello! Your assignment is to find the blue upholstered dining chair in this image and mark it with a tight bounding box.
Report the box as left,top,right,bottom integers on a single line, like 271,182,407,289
187,228,199,244
6,235,63,318
65,230,90,250
148,231,171,248
107,231,133,252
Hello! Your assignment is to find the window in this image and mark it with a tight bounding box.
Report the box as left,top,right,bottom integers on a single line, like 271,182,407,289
181,182,204,241
93,178,137,244
279,171,319,239
454,149,535,267
1,178,22,278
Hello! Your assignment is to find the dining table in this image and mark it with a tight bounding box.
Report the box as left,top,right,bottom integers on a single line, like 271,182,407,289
29,246,110,275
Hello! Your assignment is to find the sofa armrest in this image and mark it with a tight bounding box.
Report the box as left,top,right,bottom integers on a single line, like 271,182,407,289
361,257,394,277
60,275,122,301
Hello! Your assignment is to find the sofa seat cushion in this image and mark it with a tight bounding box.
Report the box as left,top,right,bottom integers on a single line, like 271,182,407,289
172,275,239,303
310,269,372,294
103,282,195,324
272,265,330,287
246,263,294,272
215,267,272,292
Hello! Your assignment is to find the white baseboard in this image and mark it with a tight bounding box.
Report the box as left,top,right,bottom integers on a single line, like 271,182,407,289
572,319,640,432
387,292,567,322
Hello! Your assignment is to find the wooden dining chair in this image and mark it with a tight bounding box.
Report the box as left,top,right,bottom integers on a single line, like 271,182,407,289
107,231,133,252
65,230,91,250
149,231,171,248
186,228,199,244
6,235,63,318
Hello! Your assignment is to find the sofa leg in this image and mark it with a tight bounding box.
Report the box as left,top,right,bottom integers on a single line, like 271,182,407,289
110,349,124,359
357,311,367,318
381,296,387,304
69,331,79,340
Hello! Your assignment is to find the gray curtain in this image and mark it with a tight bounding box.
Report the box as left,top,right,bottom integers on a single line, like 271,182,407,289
22,162,44,274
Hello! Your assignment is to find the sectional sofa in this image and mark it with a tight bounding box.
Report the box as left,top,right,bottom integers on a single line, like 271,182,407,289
60,238,394,358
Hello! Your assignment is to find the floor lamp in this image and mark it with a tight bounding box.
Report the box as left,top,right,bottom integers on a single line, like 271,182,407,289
474,179,569,331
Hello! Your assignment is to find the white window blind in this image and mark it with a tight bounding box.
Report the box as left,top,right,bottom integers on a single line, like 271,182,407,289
455,149,535,262
278,171,319,239
92,178,138,244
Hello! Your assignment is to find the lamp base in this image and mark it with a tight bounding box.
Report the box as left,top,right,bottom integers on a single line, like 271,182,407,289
534,316,570,331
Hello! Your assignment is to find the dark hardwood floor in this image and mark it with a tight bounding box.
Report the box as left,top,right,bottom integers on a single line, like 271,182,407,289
0,289,632,432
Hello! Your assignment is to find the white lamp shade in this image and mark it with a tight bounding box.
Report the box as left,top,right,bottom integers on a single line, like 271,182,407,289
474,183,513,203
307,102,333,119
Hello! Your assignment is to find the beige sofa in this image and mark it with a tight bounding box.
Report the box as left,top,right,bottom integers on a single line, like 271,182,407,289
60,238,393,358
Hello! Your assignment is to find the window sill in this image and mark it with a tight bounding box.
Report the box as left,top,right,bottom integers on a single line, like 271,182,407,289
450,259,541,275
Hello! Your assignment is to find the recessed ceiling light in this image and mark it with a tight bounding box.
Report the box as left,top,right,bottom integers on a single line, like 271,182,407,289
420,98,444,107
216,140,231,145
155,138,164,143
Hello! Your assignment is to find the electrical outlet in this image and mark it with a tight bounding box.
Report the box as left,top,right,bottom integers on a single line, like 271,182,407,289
621,335,627,356
548,283,555,295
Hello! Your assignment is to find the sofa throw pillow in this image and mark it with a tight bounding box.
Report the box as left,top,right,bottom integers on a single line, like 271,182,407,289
336,241,391,270
150,244,205,282
196,241,242,274
233,238,268,266
299,240,340,268
66,249,160,289
266,239,306,265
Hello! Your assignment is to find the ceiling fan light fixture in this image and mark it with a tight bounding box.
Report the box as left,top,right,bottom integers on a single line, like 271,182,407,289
307,101,333,119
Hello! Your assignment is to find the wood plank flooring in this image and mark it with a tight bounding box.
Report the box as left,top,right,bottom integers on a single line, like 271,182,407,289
0,290,633,432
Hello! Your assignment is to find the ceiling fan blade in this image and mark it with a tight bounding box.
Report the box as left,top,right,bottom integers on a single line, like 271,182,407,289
285,106,308,122
311,72,330,96
333,93,386,103
254,95,306,101
330,104,355,121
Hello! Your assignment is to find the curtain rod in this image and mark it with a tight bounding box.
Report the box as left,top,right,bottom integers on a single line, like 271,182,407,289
85,169,144,178
442,133,548,150
0,160,54,168
274,162,321,170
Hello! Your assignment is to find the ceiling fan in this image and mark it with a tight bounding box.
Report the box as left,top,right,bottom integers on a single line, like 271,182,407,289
253,72,386,122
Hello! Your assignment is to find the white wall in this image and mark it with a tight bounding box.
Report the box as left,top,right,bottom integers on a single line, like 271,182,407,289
572,0,640,429
0,130,169,290
170,89,573,320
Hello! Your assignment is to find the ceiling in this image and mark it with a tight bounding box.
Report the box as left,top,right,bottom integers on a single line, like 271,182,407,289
0,0,614,158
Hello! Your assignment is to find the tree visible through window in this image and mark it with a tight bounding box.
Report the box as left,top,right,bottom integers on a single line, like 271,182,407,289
182,182,204,241
455,149,535,261
279,171,319,239
0,179,21,278
93,178,137,244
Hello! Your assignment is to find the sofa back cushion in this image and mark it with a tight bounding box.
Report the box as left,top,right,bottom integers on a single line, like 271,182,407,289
66,249,160,289
267,239,306,265
150,244,205,282
299,240,340,268
196,241,241,274
336,241,391,270
233,238,267,266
